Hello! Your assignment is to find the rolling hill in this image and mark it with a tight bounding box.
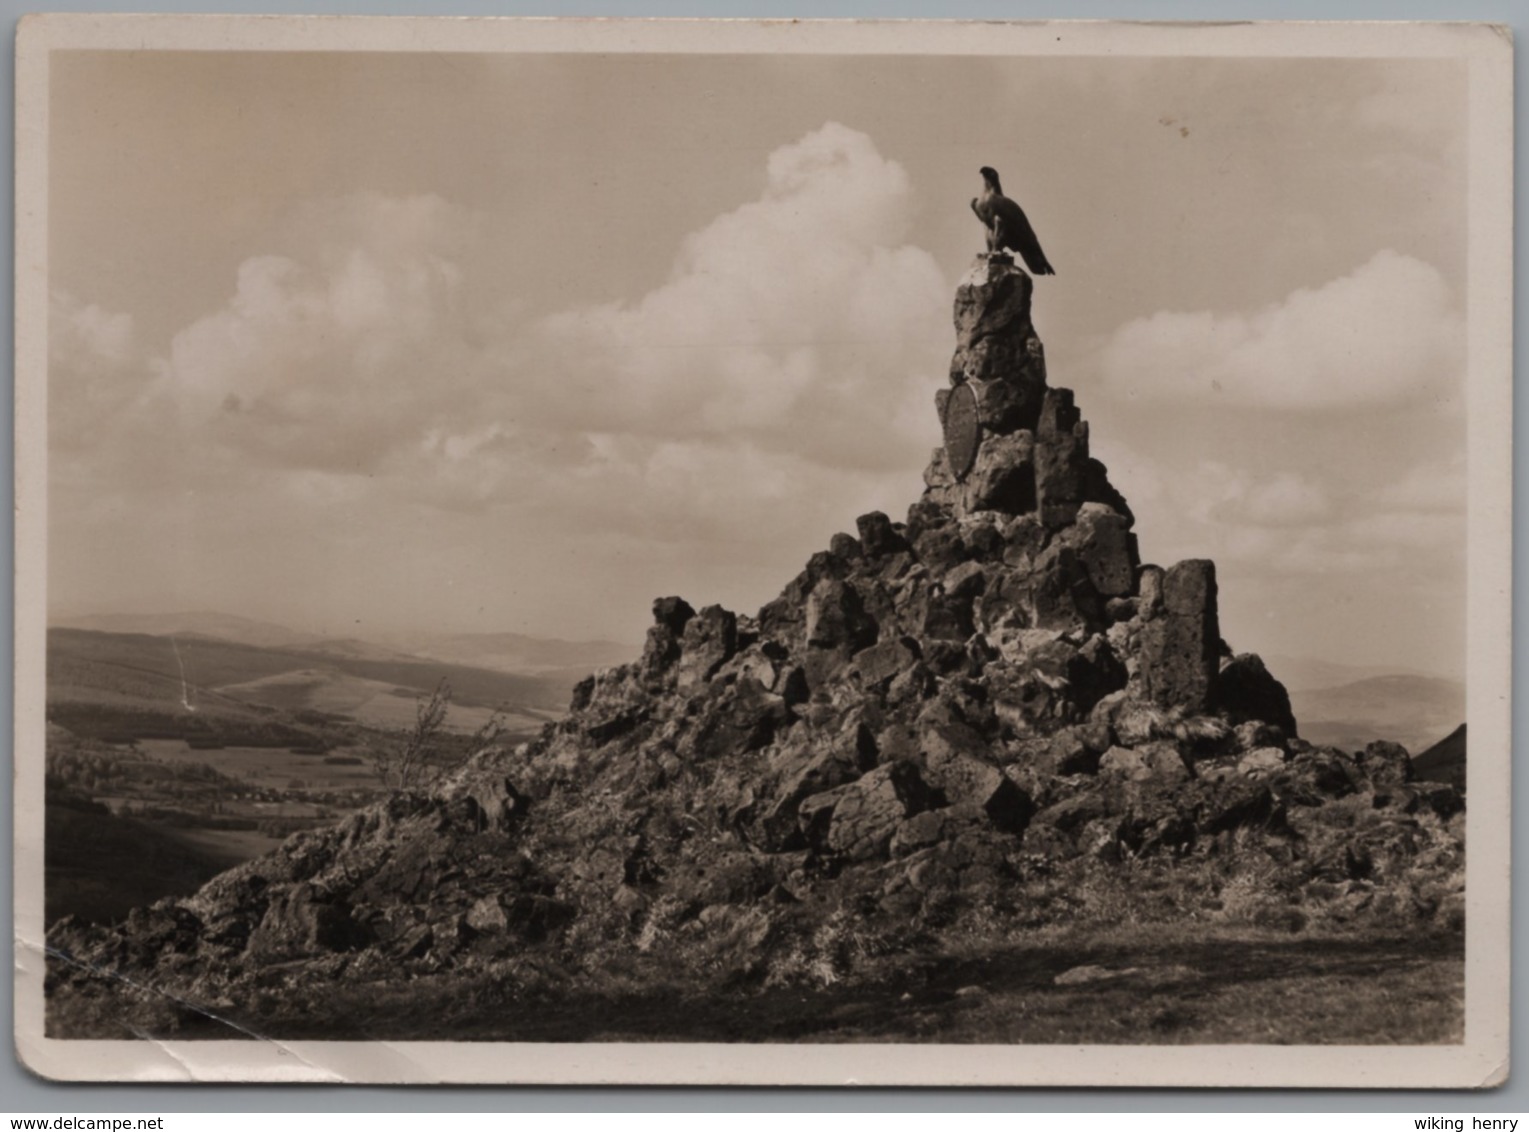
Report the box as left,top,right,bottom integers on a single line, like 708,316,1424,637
46,627,576,743
380,630,635,676
53,619,1467,755
215,667,547,734
46,797,244,925
1288,673,1465,755
52,613,637,675
52,611,330,651
47,614,642,746
50,628,570,709
1260,654,1443,693
1412,723,1467,791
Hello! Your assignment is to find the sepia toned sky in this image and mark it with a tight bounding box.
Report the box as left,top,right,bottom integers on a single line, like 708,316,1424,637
47,48,1468,678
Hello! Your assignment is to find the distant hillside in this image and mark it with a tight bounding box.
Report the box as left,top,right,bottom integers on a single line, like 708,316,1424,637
1261,654,1443,694
216,667,549,735
1290,673,1465,755
1412,724,1467,792
46,798,241,925
52,613,635,693
48,636,277,719
381,630,635,676
52,611,329,651
47,628,575,743
46,629,316,747
304,637,420,663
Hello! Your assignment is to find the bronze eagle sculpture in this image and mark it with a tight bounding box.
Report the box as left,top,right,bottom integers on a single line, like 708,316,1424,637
971,166,1055,276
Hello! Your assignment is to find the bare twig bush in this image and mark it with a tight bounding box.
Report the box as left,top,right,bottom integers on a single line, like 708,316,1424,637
374,679,451,790
371,678,518,791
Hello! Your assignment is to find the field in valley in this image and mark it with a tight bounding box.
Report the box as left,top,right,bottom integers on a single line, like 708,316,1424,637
42,624,568,926
45,735,388,925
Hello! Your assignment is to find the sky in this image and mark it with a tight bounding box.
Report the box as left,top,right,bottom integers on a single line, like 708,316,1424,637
46,48,1469,679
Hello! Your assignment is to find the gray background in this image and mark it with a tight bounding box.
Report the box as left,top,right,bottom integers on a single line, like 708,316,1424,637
4,0,1524,1112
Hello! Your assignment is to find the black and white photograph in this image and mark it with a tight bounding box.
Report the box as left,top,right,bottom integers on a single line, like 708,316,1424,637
12,16,1512,1086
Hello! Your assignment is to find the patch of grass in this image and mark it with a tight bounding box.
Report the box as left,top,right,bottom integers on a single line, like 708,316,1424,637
882,927,1464,1045
85,923,1459,1045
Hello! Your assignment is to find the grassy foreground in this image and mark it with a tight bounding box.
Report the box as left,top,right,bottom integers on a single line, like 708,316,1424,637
103,924,1460,1046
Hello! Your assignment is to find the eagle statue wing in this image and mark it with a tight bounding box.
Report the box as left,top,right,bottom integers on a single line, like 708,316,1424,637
994,197,1056,276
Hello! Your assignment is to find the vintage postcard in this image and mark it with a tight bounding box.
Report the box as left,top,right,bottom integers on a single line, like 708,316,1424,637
12,16,1512,1086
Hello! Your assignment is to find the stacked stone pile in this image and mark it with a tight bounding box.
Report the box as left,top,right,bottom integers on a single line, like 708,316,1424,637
46,258,1463,1035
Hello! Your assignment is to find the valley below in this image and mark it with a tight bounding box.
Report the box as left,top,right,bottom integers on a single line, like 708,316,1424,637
43,620,601,926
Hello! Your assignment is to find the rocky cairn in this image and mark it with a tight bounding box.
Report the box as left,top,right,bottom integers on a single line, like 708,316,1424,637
47,259,1465,1036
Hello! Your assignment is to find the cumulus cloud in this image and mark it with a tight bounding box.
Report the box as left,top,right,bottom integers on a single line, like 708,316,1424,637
1097,251,1462,410
401,124,947,542
148,193,481,473
532,122,948,470
52,290,134,369
65,125,951,560
1117,440,1463,590
50,290,144,448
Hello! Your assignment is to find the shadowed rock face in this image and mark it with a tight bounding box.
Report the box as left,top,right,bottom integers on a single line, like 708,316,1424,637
45,258,1463,1038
